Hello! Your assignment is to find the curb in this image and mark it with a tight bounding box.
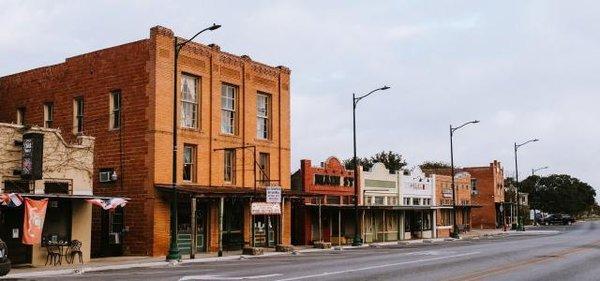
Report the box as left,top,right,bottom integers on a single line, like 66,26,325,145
1,231,558,279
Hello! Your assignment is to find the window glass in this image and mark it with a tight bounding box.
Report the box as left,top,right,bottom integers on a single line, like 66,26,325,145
256,93,269,139
181,75,199,128
221,84,236,134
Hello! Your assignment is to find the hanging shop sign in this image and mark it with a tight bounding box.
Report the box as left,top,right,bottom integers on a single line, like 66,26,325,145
266,186,282,203
21,133,44,180
251,202,281,215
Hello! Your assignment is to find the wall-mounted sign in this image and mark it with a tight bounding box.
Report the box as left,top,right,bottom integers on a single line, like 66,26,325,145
251,202,281,215
266,186,282,203
442,188,453,198
314,174,354,187
21,133,44,180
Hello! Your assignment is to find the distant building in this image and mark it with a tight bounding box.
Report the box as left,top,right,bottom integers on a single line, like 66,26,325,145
424,160,506,229
360,164,436,242
291,157,357,246
431,172,476,237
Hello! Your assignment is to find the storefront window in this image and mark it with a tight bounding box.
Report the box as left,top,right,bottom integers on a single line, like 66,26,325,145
42,199,72,245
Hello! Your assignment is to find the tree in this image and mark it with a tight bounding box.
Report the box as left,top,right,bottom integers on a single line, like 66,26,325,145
529,174,596,217
420,161,451,170
370,151,407,172
344,150,408,172
343,157,373,171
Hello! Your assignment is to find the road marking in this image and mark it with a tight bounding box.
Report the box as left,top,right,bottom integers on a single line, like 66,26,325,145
275,251,480,281
179,273,282,280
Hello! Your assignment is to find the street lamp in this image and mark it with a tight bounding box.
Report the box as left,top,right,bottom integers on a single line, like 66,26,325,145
531,166,548,226
168,23,221,262
449,120,480,238
532,166,549,176
514,138,539,232
352,85,390,246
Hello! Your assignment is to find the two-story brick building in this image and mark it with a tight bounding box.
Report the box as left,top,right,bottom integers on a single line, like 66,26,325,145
290,157,357,246
425,161,505,229
431,172,475,237
0,26,291,257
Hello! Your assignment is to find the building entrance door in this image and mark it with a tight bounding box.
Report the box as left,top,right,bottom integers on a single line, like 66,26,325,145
194,204,208,253
0,206,31,264
253,215,278,247
223,199,243,250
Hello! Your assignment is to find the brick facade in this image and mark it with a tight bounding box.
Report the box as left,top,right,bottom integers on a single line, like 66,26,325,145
432,173,472,237
0,25,291,256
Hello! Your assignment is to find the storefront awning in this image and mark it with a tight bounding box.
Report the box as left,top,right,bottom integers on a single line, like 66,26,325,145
155,184,323,199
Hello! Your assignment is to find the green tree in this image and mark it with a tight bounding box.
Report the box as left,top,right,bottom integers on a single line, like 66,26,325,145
533,174,596,216
420,161,451,170
343,157,373,171
370,151,407,172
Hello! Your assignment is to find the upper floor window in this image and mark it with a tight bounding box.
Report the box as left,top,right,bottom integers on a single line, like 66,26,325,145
181,75,199,128
223,149,235,183
73,96,84,134
221,84,237,134
44,103,54,128
110,91,121,130
16,107,25,125
183,144,196,182
470,179,478,191
259,152,270,185
256,93,270,139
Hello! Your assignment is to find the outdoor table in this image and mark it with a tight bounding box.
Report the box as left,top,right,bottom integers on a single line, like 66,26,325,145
46,241,70,265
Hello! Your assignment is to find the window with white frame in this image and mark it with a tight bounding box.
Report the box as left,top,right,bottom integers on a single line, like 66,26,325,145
183,145,196,182
224,149,235,183
404,197,411,205
256,93,270,139
221,84,237,134
109,91,121,130
44,103,54,128
181,75,199,128
412,198,420,205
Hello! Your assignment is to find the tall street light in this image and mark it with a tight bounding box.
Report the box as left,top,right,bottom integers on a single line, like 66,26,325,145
531,166,548,226
532,166,549,176
514,138,539,232
352,85,390,246
168,23,221,262
449,120,479,238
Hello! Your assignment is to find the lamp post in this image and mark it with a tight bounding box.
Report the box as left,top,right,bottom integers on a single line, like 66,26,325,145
531,166,548,226
514,138,539,232
168,23,221,262
449,120,479,238
532,166,549,177
352,85,390,246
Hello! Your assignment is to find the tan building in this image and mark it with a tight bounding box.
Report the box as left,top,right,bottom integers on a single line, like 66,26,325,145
432,172,475,237
0,25,291,257
0,123,95,266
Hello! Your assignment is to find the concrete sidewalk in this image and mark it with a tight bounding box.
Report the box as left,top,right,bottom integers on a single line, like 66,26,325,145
1,229,559,279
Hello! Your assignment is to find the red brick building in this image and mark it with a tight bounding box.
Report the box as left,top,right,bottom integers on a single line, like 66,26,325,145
291,157,357,245
0,26,291,257
431,172,475,237
424,160,505,230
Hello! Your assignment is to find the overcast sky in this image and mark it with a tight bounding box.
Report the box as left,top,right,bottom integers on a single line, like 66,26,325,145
1,1,598,200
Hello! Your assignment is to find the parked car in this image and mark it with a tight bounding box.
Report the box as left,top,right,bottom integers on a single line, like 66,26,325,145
544,214,576,225
0,238,10,276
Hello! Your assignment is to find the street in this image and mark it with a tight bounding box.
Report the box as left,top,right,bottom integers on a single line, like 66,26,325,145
17,221,598,281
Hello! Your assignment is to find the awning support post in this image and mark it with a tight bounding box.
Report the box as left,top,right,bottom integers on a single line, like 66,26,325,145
218,196,224,257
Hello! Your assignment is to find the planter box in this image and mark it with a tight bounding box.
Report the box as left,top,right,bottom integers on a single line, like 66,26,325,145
275,244,295,252
313,241,332,249
242,247,264,256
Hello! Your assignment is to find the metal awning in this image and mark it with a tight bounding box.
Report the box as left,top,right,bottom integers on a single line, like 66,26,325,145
155,184,322,199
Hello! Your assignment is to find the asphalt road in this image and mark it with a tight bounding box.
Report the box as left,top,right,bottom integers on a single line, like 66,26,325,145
17,221,600,281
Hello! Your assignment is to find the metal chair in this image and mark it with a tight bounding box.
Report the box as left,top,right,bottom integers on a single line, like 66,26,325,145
45,245,63,266
67,240,83,264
